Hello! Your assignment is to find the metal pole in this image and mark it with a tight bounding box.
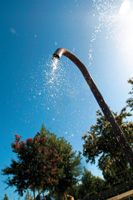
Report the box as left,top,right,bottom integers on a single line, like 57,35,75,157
52,48,133,167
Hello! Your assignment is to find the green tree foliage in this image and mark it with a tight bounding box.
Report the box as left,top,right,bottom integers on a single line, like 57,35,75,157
80,167,105,196
2,126,82,200
82,79,133,186
24,190,33,200
126,77,133,111
82,108,132,185
67,184,83,200
2,134,60,199
3,194,9,200
67,167,105,200
37,125,82,200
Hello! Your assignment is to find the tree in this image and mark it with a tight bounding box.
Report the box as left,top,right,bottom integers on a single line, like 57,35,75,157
82,108,132,185
3,194,9,200
81,167,105,195
82,79,133,186
37,125,82,200
67,167,105,200
67,184,83,200
2,126,82,200
126,77,133,111
2,134,60,199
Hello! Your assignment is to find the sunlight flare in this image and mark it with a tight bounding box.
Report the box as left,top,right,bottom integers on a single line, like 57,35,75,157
119,0,131,15
118,0,133,62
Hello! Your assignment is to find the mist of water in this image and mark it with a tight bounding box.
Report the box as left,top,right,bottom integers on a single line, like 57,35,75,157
89,0,133,66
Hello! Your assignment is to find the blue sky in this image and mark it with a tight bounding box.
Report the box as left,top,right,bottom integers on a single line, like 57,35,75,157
0,0,133,199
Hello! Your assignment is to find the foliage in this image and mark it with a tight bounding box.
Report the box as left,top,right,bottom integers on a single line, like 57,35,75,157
82,79,133,186
37,125,82,200
80,167,105,196
126,77,133,111
67,167,105,200
67,184,83,200
2,126,82,200
2,134,60,197
24,190,33,200
3,194,9,200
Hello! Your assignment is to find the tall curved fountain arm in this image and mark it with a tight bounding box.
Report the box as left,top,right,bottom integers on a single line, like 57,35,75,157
53,48,90,80
53,48,133,167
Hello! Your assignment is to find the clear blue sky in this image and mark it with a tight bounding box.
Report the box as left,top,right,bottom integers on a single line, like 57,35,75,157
0,0,133,199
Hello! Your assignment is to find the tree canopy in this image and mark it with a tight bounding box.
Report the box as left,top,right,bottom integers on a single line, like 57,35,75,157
67,167,105,200
126,77,133,111
81,167,105,196
2,126,82,200
82,79,133,185
37,125,82,200
2,133,60,198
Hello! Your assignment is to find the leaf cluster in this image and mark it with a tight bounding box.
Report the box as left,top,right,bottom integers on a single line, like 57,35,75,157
37,125,82,196
2,134,60,196
2,125,82,199
82,107,132,185
126,77,133,111
67,167,105,200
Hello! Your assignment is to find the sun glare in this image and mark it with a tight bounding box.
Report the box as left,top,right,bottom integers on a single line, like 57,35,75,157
118,0,133,63
119,0,131,15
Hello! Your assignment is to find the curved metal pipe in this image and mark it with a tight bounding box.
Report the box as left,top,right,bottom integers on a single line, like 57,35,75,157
52,48,133,167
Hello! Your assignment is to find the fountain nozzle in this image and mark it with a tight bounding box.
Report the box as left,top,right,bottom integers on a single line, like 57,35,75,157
52,53,60,60
52,48,66,60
